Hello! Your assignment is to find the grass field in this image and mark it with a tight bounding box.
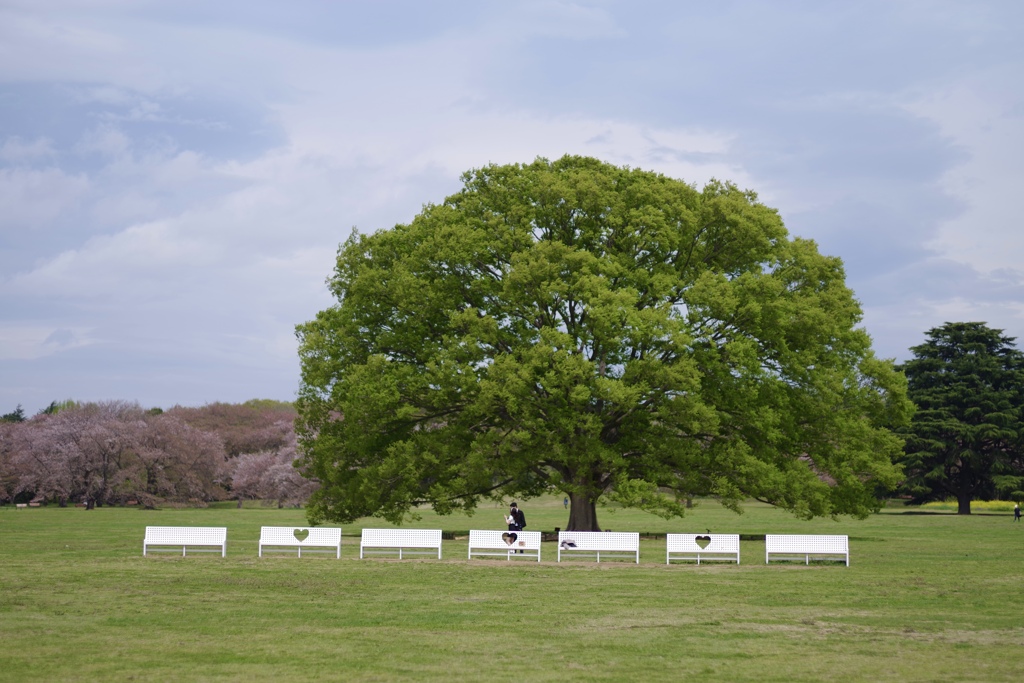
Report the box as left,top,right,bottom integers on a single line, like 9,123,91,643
2,496,1023,682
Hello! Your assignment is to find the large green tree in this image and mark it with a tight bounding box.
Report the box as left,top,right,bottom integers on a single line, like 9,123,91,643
898,322,1024,514
295,156,910,530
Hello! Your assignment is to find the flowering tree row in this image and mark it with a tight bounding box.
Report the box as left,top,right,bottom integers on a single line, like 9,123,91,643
0,400,316,508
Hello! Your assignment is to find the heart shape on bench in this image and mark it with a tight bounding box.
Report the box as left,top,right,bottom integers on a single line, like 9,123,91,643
502,532,517,546
695,535,712,549
293,528,310,542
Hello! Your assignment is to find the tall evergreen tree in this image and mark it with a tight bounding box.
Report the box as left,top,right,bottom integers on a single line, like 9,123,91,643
899,322,1024,514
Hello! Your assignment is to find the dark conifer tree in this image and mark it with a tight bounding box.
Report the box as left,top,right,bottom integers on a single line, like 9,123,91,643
899,322,1024,514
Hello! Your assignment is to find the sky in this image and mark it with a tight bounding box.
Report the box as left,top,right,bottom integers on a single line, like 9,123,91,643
2,1,1023,416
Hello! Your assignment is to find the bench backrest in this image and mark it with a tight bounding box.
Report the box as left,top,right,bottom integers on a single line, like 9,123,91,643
144,526,227,546
666,533,740,553
765,534,848,554
558,531,639,551
361,528,442,548
468,529,542,551
260,527,341,547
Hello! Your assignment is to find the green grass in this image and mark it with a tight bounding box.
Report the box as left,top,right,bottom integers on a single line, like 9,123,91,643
2,496,1023,682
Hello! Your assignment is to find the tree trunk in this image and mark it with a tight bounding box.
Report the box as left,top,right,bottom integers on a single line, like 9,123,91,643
566,492,601,531
957,493,972,515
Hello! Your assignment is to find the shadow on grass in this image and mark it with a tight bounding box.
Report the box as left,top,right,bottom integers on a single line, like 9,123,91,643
898,511,1010,516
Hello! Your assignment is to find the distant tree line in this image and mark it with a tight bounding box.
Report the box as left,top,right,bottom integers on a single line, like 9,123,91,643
0,399,316,509
4,322,1019,517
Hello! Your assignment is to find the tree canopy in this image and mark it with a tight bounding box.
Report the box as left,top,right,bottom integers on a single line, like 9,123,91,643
898,322,1024,514
295,155,910,530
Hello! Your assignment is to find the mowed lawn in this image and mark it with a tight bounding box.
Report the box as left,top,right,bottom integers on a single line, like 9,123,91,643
1,497,1022,682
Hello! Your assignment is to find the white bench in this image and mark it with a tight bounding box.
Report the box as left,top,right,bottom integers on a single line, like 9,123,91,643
360,528,443,559
557,531,639,563
467,530,541,561
259,526,342,558
666,533,740,565
143,526,227,557
765,534,849,565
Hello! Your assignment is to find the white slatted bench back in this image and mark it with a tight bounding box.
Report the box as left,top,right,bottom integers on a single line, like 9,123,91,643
666,533,740,565
467,530,541,561
143,526,227,557
765,534,849,565
360,529,443,559
557,531,640,563
259,527,342,558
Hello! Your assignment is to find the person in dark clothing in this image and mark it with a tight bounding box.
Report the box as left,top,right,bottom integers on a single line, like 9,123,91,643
506,502,526,531
506,502,526,552
1015,502,1021,522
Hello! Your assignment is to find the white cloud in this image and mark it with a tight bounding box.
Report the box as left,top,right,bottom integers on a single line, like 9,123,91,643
71,84,140,106
494,1,623,40
0,166,90,228
398,113,746,188
7,219,208,299
74,124,133,158
0,136,56,163
905,67,1024,274
858,255,1024,359
865,293,1024,360
0,324,94,360
10,101,747,303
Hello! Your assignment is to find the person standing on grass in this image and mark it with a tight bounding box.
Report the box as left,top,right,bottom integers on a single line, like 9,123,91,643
505,502,527,553
1015,502,1021,522
506,502,526,532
